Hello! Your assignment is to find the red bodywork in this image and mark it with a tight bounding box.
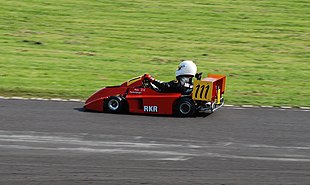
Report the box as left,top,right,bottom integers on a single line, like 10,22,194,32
84,74,226,115
84,76,182,115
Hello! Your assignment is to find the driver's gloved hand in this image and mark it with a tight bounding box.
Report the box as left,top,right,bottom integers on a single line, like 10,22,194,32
143,74,155,82
195,72,202,80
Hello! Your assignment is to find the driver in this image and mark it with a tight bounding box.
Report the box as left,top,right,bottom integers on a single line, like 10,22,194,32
143,60,202,94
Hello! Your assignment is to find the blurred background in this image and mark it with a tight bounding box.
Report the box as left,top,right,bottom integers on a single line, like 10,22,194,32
0,0,309,106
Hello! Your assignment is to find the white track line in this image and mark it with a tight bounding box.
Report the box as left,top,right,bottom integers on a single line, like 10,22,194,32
0,96,309,111
0,96,83,102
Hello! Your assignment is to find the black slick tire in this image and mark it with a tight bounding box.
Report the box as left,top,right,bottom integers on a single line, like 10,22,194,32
104,96,126,113
174,98,196,117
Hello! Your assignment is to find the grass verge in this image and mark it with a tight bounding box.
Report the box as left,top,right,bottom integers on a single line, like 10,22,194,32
0,0,309,106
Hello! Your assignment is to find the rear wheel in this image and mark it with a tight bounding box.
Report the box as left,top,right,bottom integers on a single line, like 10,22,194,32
174,98,196,117
104,96,127,113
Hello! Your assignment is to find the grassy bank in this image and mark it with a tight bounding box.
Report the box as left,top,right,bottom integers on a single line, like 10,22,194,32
0,0,309,106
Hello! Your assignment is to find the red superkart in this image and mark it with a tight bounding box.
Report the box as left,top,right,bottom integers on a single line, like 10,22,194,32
84,74,226,117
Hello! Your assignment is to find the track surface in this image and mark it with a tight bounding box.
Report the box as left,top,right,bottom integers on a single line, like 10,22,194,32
0,99,310,185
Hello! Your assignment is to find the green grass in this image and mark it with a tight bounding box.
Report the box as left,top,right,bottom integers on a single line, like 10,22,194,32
0,0,309,106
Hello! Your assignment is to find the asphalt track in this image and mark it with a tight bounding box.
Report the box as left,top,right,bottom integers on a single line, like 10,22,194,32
0,99,310,185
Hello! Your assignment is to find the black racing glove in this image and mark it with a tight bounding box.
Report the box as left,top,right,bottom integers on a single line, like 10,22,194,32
195,72,203,80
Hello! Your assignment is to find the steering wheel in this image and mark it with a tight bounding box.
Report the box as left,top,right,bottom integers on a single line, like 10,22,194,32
142,78,151,88
142,78,161,92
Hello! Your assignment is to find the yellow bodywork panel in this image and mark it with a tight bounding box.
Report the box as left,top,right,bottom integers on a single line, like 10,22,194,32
217,88,221,104
127,76,142,86
192,80,213,101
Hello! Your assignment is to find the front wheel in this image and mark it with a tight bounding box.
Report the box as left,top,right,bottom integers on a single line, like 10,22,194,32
174,98,196,117
104,96,127,113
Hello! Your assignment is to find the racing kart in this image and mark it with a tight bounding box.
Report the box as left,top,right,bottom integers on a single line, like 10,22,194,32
84,74,226,117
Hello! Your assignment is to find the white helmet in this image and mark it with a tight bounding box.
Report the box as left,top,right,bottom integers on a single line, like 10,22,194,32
176,60,197,77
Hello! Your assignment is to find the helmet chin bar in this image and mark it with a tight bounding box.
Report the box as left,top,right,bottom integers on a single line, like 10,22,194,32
176,74,194,78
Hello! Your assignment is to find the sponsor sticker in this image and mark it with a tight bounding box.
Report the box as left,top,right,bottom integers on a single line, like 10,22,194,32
144,106,158,112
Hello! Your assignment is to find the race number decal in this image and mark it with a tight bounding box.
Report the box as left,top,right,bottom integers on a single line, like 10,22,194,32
192,80,213,101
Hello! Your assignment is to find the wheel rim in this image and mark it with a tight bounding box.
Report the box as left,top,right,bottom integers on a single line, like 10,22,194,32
108,99,119,111
179,102,191,115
